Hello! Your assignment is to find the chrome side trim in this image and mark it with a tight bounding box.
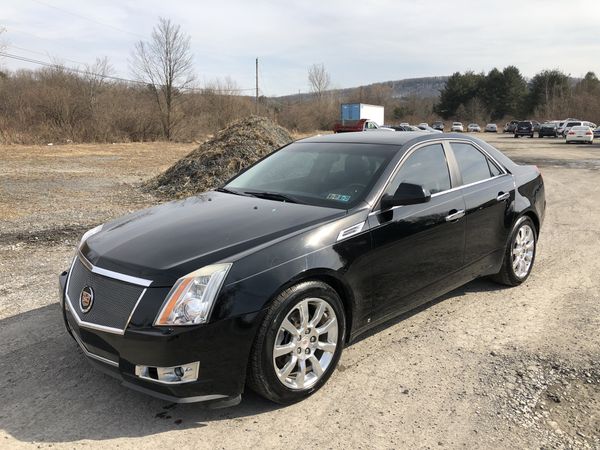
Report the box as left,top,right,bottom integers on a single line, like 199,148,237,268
77,250,153,287
336,221,367,242
65,298,127,335
71,328,119,367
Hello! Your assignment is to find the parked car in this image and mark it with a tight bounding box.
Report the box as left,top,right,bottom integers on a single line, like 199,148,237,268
538,123,558,138
333,119,394,133
59,132,545,405
559,120,597,137
566,126,594,144
389,125,422,132
417,125,443,133
485,124,498,133
514,121,534,138
432,121,445,131
504,120,519,133
594,128,600,139
556,118,581,136
467,123,481,132
418,122,429,128
451,122,464,132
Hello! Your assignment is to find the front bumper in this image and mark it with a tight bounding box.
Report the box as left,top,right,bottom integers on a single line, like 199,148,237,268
59,271,263,404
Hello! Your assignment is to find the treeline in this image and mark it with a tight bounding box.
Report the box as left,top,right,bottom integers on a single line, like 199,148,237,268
0,67,256,144
435,66,600,123
0,65,436,143
1,63,599,144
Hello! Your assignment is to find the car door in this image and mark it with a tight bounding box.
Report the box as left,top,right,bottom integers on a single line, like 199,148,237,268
366,142,466,323
447,141,515,274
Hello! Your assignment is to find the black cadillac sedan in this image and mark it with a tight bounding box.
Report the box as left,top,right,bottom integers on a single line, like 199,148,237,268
59,131,545,405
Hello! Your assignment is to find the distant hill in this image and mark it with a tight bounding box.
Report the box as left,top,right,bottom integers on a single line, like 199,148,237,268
275,76,449,101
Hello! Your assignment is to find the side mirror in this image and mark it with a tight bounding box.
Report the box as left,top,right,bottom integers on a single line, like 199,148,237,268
381,183,431,210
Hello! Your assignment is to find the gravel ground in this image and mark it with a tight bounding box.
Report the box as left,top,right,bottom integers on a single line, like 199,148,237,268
0,134,598,449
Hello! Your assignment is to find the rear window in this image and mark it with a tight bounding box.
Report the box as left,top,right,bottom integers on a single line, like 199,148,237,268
518,121,531,126
571,126,588,131
567,122,581,127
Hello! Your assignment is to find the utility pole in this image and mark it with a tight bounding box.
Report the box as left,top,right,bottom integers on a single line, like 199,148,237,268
255,57,259,115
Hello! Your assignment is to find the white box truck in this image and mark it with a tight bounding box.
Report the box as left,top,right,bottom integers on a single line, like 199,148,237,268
340,103,385,126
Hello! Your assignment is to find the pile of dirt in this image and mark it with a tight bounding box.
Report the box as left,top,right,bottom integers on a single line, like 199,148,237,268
144,116,293,198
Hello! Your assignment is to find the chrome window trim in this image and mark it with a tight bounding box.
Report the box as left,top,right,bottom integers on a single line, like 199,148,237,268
369,137,510,216
77,250,153,287
71,326,119,367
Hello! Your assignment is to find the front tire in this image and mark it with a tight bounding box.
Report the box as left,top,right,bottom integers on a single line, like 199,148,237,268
247,281,346,404
491,216,537,286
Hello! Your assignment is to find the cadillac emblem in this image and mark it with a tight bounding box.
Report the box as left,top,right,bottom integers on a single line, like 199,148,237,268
79,286,94,313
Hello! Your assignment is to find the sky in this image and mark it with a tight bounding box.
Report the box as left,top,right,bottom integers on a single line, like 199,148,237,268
1,0,599,96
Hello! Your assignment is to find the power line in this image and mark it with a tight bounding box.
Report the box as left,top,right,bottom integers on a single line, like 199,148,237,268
7,44,90,67
28,0,146,39
0,51,257,93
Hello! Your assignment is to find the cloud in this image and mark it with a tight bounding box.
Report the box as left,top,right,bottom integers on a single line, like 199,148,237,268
2,0,599,95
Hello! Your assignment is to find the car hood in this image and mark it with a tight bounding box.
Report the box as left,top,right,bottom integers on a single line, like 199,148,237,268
81,192,345,286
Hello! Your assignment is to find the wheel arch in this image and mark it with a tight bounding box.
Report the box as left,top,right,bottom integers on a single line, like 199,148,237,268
520,209,540,235
270,268,356,344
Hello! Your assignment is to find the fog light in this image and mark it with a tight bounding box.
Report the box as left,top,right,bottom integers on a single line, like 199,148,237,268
135,361,199,384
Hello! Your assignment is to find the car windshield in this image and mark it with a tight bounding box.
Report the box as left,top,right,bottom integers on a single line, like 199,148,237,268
225,142,396,209
542,123,556,128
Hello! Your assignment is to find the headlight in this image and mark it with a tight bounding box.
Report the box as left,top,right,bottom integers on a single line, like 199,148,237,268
154,263,232,326
79,224,103,249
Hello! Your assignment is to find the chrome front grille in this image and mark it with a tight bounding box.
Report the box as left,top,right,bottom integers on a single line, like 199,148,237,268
66,257,145,334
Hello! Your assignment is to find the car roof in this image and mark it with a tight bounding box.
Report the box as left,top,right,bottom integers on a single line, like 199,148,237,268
297,131,430,146
296,131,488,148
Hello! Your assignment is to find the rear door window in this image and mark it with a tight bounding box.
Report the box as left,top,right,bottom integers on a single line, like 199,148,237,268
450,142,499,185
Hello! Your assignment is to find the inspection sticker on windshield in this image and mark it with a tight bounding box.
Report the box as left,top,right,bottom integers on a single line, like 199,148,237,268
327,193,351,202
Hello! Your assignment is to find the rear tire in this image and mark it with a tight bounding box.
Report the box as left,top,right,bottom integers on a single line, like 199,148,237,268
247,281,346,404
490,216,537,286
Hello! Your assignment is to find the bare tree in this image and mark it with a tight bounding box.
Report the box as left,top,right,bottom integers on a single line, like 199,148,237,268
308,63,331,99
130,18,195,140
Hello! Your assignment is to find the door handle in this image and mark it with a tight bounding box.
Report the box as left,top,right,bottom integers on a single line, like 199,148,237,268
497,192,510,201
445,209,465,222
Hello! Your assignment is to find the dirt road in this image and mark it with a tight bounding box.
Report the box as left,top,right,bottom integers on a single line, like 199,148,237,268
0,135,598,449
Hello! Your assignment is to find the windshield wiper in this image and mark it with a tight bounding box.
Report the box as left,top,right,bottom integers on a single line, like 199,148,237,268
216,187,247,196
244,191,301,204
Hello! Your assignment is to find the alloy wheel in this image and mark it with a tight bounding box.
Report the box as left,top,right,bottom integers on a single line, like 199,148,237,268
272,298,338,390
512,224,535,278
